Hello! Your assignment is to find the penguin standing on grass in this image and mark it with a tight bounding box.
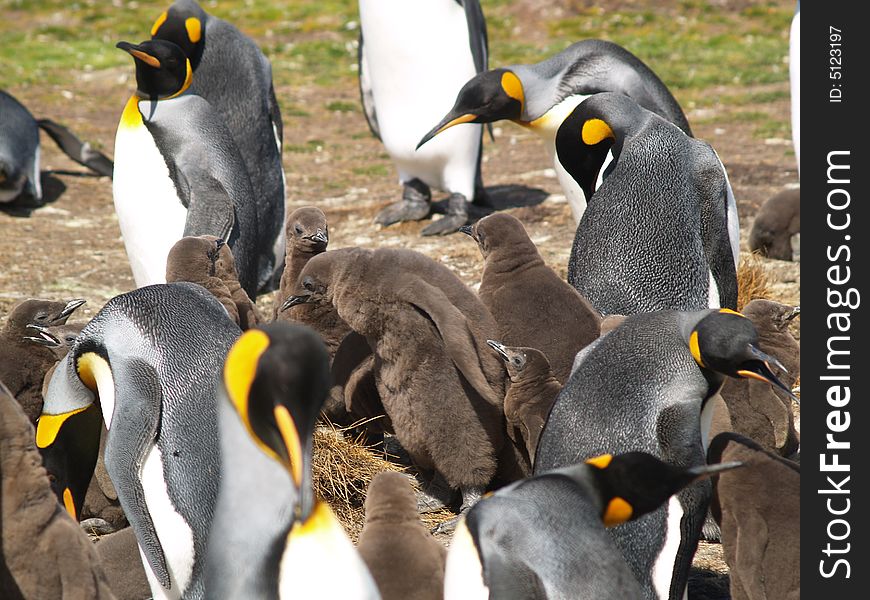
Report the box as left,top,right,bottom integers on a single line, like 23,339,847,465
418,39,693,224
151,0,286,290
113,38,262,297
358,0,488,236
534,309,796,600
36,283,241,600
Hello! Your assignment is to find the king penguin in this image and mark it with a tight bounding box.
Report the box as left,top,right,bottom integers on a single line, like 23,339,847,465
35,283,242,600
151,0,286,290
205,322,380,599
112,38,261,297
418,39,693,224
1,90,113,205
359,0,488,235
560,93,738,315
533,309,796,600
444,452,740,600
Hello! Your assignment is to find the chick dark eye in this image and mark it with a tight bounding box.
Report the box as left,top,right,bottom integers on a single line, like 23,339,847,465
295,224,304,235
35,313,47,322
303,280,315,292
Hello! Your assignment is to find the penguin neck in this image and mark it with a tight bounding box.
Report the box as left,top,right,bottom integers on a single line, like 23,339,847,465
507,369,560,402
526,94,590,146
482,244,544,278
285,247,323,288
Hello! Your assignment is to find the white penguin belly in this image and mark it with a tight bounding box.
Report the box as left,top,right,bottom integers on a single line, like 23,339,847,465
359,0,481,197
138,443,196,600
651,496,684,600
113,111,187,288
444,520,490,600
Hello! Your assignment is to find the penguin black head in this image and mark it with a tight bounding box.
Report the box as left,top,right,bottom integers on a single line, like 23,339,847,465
223,322,331,519
150,0,207,69
117,39,192,100
584,452,742,527
286,206,329,255
689,309,797,400
417,68,525,150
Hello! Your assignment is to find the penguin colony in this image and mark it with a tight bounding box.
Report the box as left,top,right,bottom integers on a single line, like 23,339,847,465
0,1,800,600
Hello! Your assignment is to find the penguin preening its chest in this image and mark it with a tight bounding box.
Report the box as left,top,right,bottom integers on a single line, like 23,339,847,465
205,323,380,599
36,283,242,600
560,93,738,315
418,39,691,224
444,452,741,600
113,39,261,297
534,309,796,600
359,0,488,236
151,0,286,291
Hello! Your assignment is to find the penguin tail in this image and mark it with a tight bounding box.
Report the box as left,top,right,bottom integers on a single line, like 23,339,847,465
37,119,114,178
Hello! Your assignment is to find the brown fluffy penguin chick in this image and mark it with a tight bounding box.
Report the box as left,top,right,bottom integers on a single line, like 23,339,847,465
748,187,800,261
462,213,600,384
357,472,446,600
275,207,351,356
0,297,85,423
94,527,151,600
715,300,801,457
288,247,522,506
211,235,262,330
166,235,241,324
487,341,561,467
707,432,799,600
1,381,116,600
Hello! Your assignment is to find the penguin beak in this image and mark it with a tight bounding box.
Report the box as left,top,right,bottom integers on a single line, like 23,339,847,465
416,111,479,150
214,238,226,251
784,306,801,322
736,346,798,402
458,224,475,238
685,461,744,481
24,324,61,347
116,41,161,68
54,298,86,323
282,294,312,311
305,229,328,245
486,340,511,362
273,404,314,521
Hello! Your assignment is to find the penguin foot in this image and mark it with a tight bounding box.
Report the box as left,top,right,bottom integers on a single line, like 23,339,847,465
420,193,469,236
416,488,449,513
374,199,431,227
414,472,457,513
431,514,461,535
80,517,116,536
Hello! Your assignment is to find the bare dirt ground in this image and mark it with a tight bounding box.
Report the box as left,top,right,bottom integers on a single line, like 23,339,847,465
1,1,799,598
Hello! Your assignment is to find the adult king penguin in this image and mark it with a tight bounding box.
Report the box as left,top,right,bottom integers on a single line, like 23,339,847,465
151,0,286,290
444,452,740,599
36,283,241,600
113,38,261,297
205,322,380,599
534,309,796,600
562,93,738,315
418,39,692,224
359,0,488,235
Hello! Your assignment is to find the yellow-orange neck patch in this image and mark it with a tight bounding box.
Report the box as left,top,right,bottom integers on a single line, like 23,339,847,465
63,487,77,520
501,71,524,112
581,118,615,146
224,330,279,460
185,17,202,43
603,496,633,526
150,11,168,36
586,453,613,469
166,59,193,99
274,404,303,485
689,330,705,367
120,95,143,129
36,406,88,448
718,308,744,317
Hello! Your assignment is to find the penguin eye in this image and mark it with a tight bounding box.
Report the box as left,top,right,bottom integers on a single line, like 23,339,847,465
65,335,77,344
295,224,304,235
303,279,315,292
34,312,48,322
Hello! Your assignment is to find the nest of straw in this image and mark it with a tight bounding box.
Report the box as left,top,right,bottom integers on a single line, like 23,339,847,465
311,420,456,542
736,253,773,310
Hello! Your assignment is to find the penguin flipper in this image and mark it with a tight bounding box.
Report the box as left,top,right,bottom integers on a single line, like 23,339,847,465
331,330,373,389
181,174,236,243
457,0,488,75
37,119,114,178
357,31,381,141
267,82,284,149
102,359,170,588
397,276,501,406
479,540,547,599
